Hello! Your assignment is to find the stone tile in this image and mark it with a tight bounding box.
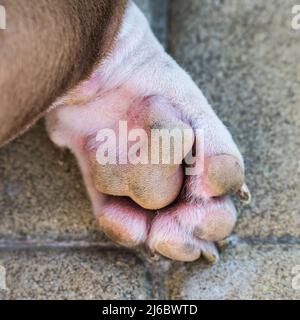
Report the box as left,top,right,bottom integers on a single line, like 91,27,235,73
0,248,151,299
0,122,106,242
169,0,300,238
166,243,300,300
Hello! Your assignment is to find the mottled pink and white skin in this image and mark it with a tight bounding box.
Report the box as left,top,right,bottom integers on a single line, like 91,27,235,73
46,1,250,262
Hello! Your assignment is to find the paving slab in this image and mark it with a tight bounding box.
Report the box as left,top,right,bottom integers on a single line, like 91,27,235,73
0,122,105,242
166,243,300,300
0,248,151,300
169,0,300,238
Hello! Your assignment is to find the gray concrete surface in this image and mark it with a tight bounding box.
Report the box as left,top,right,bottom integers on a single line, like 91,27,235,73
166,243,300,300
0,0,299,299
0,122,102,242
0,249,151,300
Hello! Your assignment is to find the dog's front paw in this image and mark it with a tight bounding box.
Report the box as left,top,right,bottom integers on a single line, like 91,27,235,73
46,1,250,262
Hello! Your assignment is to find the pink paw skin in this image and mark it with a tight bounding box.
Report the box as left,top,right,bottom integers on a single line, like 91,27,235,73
46,1,250,262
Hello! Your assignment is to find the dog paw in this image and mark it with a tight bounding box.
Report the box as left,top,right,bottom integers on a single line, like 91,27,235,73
46,1,250,262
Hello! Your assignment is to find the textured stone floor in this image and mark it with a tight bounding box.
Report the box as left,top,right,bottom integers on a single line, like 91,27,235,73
0,0,300,299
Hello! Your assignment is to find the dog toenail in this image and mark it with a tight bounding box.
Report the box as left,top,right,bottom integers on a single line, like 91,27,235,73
202,251,219,264
216,238,230,251
237,183,252,204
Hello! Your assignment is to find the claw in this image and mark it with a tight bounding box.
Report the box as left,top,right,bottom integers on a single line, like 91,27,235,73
201,241,219,264
216,237,230,251
237,183,252,204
